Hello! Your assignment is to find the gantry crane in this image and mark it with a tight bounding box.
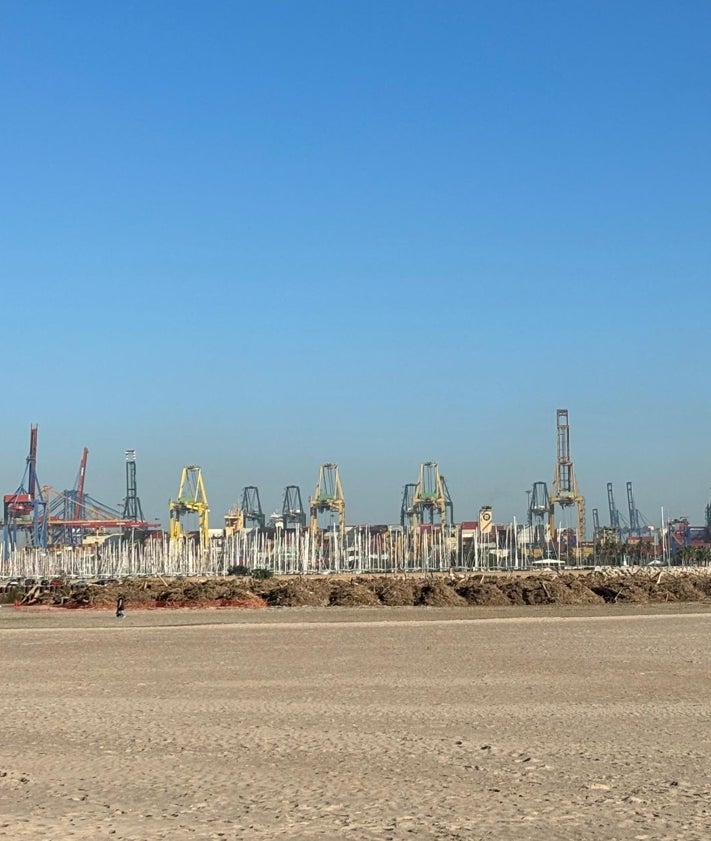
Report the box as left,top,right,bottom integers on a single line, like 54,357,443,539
309,463,345,538
169,465,209,548
548,409,585,556
527,481,550,549
3,424,48,557
224,486,270,534
240,486,265,528
282,485,306,528
400,483,417,528
122,449,145,523
411,462,453,526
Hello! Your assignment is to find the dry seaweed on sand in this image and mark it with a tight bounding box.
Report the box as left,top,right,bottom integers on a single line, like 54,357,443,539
8,568,711,610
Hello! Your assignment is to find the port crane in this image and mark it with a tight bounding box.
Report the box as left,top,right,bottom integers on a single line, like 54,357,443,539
224,486,264,534
527,481,551,550
73,447,89,521
626,481,642,538
309,463,345,539
3,424,48,557
400,483,417,528
52,447,89,546
169,466,209,548
548,409,585,558
281,485,306,528
411,462,453,526
122,449,145,522
607,482,622,537
241,486,265,528
46,448,158,545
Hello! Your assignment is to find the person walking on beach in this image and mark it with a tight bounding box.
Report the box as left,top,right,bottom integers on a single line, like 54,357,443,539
116,595,126,618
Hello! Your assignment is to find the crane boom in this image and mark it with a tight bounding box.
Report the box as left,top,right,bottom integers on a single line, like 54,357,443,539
73,447,89,521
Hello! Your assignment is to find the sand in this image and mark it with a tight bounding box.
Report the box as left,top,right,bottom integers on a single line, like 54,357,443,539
1,604,710,840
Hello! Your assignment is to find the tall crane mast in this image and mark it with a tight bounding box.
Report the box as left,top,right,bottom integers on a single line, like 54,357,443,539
591,507,600,536
27,424,38,501
606,482,621,536
169,465,209,548
309,463,345,539
73,447,89,521
548,409,585,557
626,481,641,538
122,449,145,522
60,447,89,546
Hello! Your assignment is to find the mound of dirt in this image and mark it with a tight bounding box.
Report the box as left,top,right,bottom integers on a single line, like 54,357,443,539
154,579,263,607
10,568,711,610
415,579,468,607
328,580,381,607
660,576,707,602
590,579,654,604
557,575,606,604
372,577,419,606
454,580,511,606
261,579,329,607
497,579,552,606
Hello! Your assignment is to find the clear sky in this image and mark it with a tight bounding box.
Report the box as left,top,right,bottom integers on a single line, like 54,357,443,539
2,1,710,533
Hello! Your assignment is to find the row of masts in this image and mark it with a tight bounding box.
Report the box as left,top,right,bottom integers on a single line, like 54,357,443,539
0,514,692,580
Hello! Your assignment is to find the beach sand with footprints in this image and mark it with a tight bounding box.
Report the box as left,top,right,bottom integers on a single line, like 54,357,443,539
1,604,710,840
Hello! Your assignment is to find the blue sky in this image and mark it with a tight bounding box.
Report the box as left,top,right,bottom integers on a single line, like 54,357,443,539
2,1,710,532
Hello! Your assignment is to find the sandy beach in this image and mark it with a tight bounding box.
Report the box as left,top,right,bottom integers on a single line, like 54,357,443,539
1,604,710,840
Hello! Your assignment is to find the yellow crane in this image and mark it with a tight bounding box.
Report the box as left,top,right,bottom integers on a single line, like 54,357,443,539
169,465,209,549
411,461,453,526
309,463,345,540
